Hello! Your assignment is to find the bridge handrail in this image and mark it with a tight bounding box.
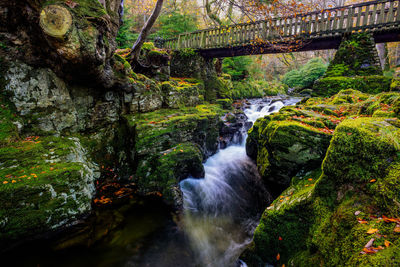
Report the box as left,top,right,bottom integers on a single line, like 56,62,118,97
163,0,400,50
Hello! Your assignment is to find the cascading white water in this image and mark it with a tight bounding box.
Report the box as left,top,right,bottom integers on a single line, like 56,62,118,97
180,97,301,267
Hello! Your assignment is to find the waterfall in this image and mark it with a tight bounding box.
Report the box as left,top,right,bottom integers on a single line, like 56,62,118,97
180,97,301,267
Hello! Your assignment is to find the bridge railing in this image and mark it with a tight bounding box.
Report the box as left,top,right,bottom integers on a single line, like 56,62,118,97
164,0,400,50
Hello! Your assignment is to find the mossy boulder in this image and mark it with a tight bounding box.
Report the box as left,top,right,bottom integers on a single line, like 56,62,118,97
125,104,226,206
243,92,400,266
161,79,204,108
0,90,99,244
135,143,204,206
246,107,333,188
313,76,392,97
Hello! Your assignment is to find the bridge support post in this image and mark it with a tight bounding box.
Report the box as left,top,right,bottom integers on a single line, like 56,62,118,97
325,32,382,77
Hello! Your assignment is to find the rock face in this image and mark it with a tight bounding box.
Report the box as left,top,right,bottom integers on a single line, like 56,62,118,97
170,49,229,102
0,0,123,88
246,106,333,188
242,90,400,266
125,104,225,207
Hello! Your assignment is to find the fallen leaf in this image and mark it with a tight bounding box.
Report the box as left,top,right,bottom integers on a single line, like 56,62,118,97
394,225,400,233
65,1,79,8
370,179,376,183
3,181,8,184
308,178,313,181
366,228,378,234
365,238,374,248
382,215,400,223
276,253,280,260
362,247,377,254
384,240,390,247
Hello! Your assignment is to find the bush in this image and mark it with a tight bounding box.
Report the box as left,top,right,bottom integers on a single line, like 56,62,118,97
222,56,252,81
155,11,198,40
282,58,327,89
229,80,287,99
312,76,392,97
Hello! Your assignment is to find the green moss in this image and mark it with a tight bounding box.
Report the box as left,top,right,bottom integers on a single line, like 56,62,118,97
216,98,233,109
135,143,204,202
391,78,400,91
325,33,382,77
313,76,392,97
244,90,400,266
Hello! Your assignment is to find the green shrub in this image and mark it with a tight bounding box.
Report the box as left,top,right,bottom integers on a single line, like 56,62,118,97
313,76,392,97
282,58,327,89
222,56,252,81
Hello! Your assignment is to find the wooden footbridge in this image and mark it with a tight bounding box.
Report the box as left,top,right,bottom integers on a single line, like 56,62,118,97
163,0,400,58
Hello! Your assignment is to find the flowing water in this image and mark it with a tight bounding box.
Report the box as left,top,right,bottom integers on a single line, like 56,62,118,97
180,97,301,267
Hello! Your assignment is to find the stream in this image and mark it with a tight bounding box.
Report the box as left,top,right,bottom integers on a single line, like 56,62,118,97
180,97,300,267
4,97,300,267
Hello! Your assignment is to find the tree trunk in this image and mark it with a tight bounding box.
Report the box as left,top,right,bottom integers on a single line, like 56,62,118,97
130,0,164,62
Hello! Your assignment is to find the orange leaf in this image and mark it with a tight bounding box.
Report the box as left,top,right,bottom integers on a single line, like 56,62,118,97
394,225,400,233
370,179,376,183
366,228,378,234
308,178,313,181
362,247,377,254
3,181,8,184
384,240,390,247
276,253,280,260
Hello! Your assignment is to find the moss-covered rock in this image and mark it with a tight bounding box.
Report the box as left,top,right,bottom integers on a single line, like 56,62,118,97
161,79,204,108
391,78,400,91
0,90,98,244
325,33,382,77
313,76,392,97
246,105,334,188
124,104,226,206
243,90,400,266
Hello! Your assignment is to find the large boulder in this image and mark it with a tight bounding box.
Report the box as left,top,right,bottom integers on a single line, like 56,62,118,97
125,104,225,206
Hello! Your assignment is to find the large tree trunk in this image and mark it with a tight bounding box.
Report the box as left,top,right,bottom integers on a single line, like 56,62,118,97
130,0,164,62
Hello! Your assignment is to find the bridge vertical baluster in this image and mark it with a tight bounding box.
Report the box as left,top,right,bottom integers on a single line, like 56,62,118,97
378,1,386,25
396,0,400,22
299,15,305,36
363,4,370,29
332,10,338,34
219,27,222,48
314,13,319,34
316,13,321,35
288,17,293,36
355,6,362,30
214,29,218,48
346,6,354,31
293,16,298,36
371,3,378,28
305,15,311,35
387,1,395,27
321,11,327,35
338,8,345,31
